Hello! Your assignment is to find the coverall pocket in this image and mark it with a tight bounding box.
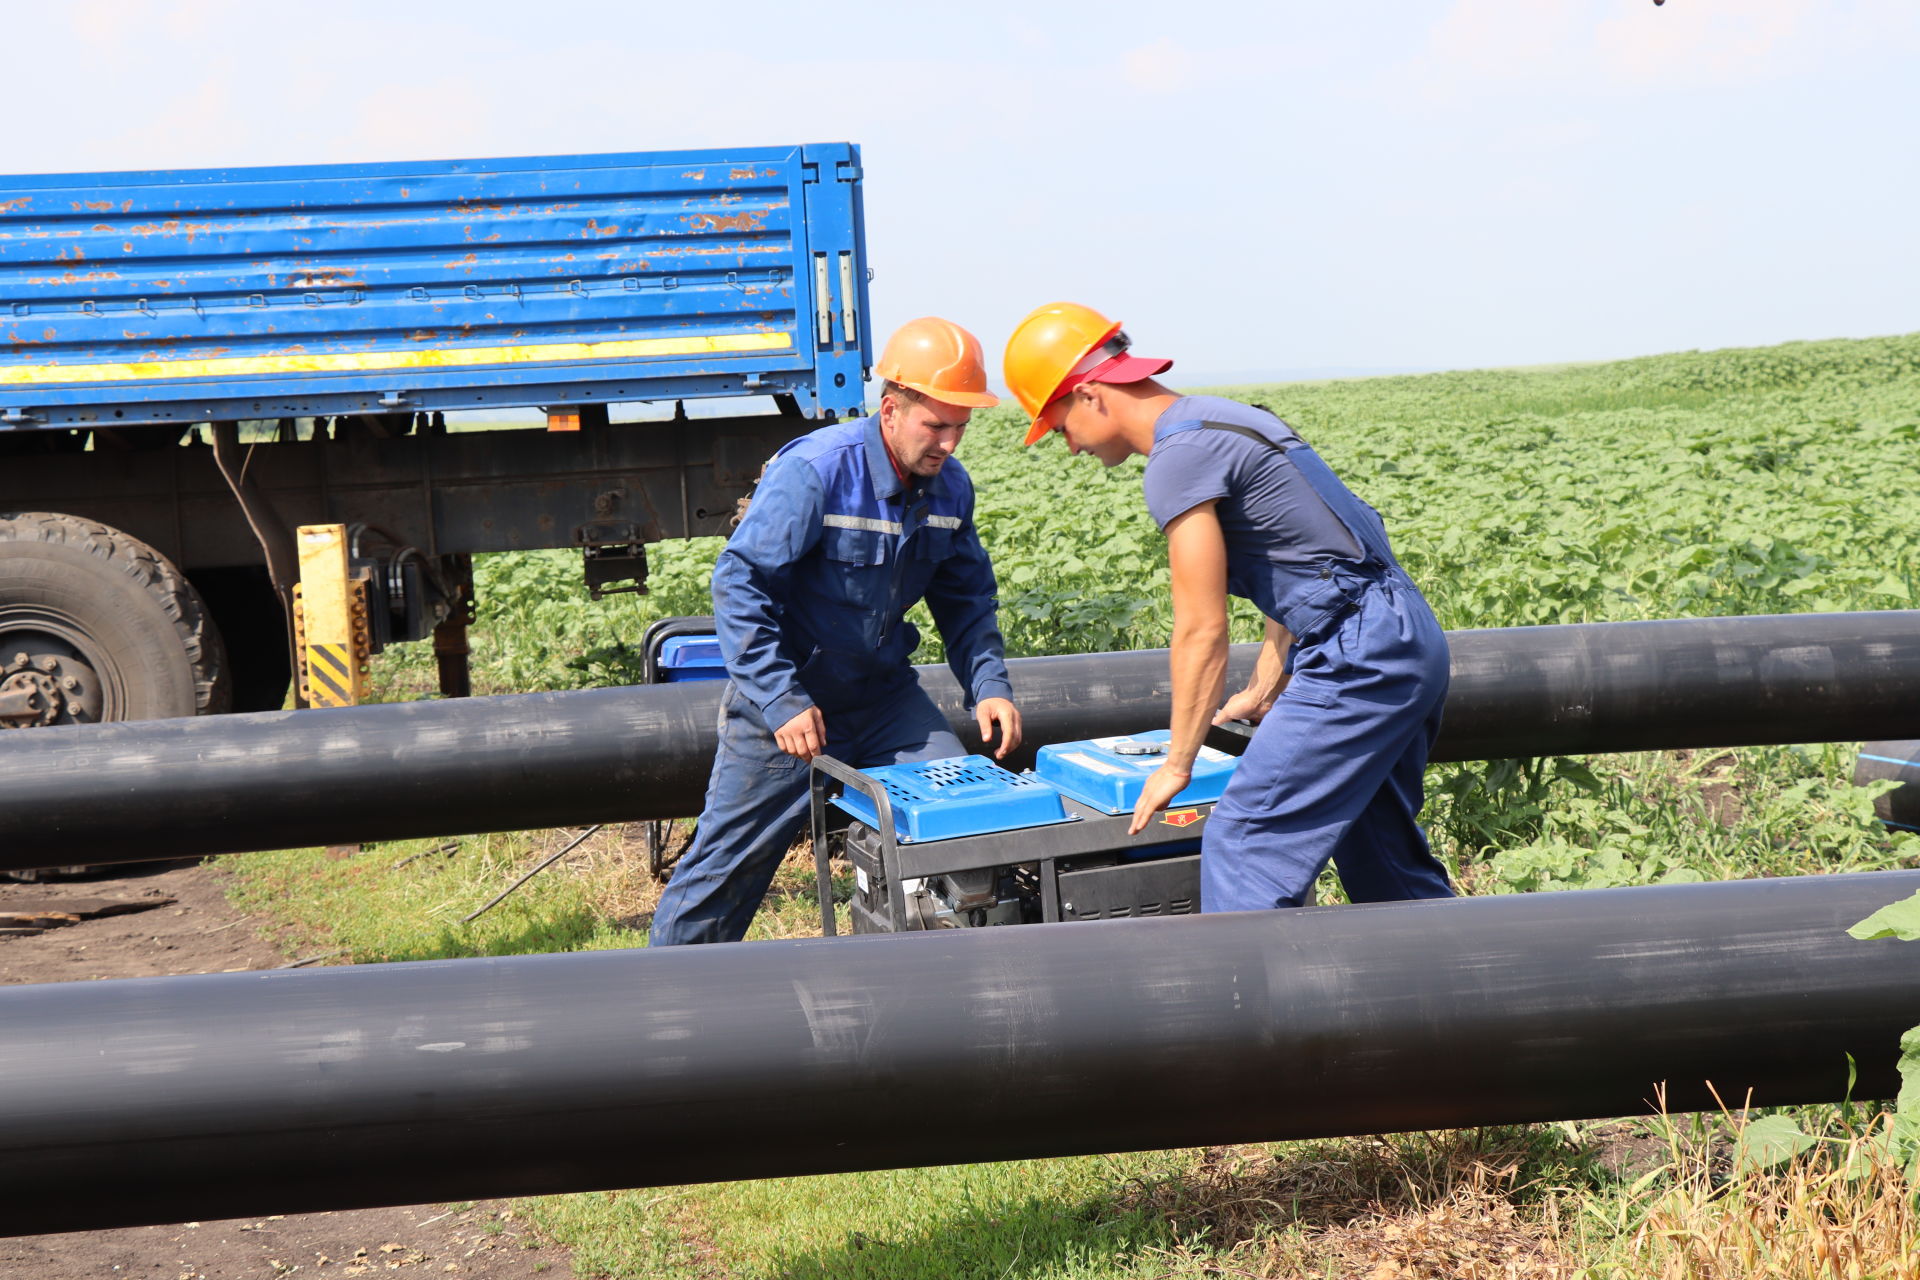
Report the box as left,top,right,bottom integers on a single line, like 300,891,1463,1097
820,526,888,603
914,527,955,561
719,683,803,770
1287,576,1362,647
822,526,887,564
1278,679,1334,709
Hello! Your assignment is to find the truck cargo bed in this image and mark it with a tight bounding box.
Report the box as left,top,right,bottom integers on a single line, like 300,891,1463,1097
0,143,869,427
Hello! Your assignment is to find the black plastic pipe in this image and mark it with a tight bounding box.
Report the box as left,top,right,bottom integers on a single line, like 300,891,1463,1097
1856,741,1920,831
1,610,1916,872
1,871,1915,1237
1436,611,1920,761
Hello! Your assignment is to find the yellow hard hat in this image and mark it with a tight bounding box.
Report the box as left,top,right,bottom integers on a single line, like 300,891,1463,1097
1002,302,1171,445
872,317,1000,409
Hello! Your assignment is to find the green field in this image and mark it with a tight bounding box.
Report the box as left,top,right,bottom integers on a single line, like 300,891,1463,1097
228,331,1920,1276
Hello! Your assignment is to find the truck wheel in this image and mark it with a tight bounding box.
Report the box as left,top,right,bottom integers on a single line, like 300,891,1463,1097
0,512,230,729
0,513,232,877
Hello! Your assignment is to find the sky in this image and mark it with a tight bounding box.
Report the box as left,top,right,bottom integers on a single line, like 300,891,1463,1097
7,0,1917,384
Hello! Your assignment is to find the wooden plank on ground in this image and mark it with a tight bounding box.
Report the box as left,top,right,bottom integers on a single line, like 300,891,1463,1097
0,896,175,923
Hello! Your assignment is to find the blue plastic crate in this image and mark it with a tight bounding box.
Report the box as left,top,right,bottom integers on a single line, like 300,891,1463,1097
1033,730,1239,815
830,755,1072,842
659,635,726,681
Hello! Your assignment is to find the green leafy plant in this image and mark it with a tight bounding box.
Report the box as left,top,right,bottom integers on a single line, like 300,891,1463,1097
1849,889,1920,1175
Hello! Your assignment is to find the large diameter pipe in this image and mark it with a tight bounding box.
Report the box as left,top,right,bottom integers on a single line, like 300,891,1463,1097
1437,610,1920,760
2,871,1916,1237
2,610,1917,872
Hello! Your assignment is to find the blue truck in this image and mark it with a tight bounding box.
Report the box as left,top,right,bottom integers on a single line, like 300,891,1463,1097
0,142,871,727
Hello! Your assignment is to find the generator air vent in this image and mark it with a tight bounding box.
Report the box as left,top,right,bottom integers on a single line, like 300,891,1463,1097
829,755,1071,841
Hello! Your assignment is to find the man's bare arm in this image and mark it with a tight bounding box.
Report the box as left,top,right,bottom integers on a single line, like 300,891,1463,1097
1214,616,1294,725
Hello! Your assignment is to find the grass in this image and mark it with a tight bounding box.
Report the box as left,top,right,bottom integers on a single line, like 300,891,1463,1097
523,1154,1188,1280
220,332,1920,1277
221,820,852,967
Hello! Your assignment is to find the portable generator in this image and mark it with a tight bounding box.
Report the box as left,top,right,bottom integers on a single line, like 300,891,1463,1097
806,731,1242,934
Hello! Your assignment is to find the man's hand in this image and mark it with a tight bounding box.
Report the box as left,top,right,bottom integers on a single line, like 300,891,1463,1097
1129,762,1194,835
774,706,827,761
1212,687,1275,726
975,697,1023,759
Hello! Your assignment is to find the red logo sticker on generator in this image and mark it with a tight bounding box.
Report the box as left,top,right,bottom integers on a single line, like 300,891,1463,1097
1161,809,1202,828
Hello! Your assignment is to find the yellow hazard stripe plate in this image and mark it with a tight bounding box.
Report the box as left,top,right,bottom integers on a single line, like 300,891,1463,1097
0,330,793,387
306,642,355,705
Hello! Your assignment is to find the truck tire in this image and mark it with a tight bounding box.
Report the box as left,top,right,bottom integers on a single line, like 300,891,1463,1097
0,512,230,728
0,513,232,878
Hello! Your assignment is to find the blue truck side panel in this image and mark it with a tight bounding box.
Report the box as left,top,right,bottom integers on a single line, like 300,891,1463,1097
0,143,870,428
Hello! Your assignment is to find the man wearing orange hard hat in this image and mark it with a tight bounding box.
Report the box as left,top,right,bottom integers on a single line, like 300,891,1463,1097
651,317,1022,946
1003,303,1454,915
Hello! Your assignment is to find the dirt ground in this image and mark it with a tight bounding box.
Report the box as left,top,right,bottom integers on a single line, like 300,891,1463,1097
0,861,578,1280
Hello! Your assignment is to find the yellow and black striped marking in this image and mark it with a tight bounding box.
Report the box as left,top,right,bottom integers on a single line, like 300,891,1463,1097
306,643,357,707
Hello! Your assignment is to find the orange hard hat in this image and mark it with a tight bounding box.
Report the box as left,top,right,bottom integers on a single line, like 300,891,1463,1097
872,317,1000,409
1002,302,1171,445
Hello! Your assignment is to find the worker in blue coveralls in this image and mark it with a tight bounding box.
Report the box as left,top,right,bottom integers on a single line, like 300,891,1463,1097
1002,303,1453,912
649,317,1023,946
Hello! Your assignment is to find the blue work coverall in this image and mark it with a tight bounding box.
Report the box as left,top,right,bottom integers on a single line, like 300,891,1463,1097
1143,397,1455,912
648,413,1014,946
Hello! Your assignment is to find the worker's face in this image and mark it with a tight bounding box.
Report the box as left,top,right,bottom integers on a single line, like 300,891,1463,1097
1046,387,1131,467
880,392,970,478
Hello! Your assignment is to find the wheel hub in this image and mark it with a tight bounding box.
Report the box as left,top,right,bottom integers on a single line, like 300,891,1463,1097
0,650,102,728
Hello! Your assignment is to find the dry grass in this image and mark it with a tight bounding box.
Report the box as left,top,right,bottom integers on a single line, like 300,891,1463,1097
1101,1106,1920,1279
1603,1105,1920,1280
1123,1131,1585,1278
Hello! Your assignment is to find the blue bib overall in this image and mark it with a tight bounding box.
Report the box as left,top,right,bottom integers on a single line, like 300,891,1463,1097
1181,422,1456,912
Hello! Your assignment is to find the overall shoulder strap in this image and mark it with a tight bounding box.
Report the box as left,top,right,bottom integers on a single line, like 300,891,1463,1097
1192,420,1293,452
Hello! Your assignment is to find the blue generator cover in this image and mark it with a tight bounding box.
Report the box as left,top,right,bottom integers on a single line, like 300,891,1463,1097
1033,730,1239,814
659,636,726,681
831,755,1071,842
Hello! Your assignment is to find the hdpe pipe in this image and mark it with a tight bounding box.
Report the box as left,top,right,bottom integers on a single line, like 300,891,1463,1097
0,871,1913,1235
0,610,1915,872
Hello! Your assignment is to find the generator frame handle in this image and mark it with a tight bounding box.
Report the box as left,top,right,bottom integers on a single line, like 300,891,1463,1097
637,615,720,881
808,755,906,937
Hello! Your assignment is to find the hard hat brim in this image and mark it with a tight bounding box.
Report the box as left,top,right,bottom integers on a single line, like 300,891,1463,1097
879,380,1000,409
1020,353,1173,447
1083,352,1173,388
938,388,1002,409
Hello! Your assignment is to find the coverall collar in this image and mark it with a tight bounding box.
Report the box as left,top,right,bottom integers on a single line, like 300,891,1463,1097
862,412,949,504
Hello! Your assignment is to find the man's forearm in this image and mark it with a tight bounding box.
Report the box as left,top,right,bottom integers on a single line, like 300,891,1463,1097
1167,620,1230,769
1247,617,1293,699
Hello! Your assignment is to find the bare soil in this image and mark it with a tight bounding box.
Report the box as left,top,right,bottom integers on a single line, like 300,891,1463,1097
0,861,579,1279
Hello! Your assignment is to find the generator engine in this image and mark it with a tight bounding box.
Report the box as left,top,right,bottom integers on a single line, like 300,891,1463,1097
811,731,1239,936
843,818,1033,932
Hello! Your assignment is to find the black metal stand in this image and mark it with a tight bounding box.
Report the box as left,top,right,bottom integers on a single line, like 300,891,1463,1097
639,615,719,881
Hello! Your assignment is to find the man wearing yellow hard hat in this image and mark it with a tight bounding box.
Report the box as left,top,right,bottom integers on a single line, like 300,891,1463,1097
1003,303,1454,913
650,318,1022,945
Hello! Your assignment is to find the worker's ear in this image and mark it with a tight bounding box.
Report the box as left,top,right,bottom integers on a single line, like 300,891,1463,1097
880,387,918,430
